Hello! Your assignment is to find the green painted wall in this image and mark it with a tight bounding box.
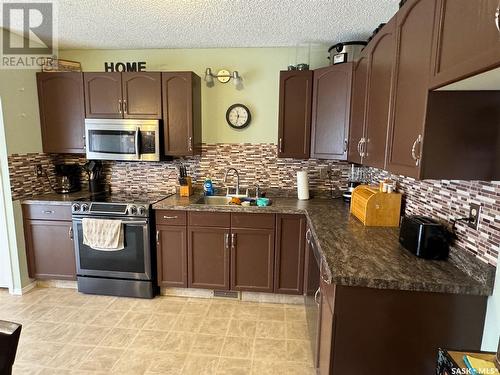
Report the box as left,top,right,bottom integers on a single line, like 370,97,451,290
60,46,329,144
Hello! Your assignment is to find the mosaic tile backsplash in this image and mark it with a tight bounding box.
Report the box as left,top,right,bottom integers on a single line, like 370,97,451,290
7,143,500,267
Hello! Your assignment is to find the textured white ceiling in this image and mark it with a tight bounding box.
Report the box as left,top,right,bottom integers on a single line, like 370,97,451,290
7,0,399,49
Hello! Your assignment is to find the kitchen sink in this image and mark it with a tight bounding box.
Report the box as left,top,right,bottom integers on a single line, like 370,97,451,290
194,196,232,206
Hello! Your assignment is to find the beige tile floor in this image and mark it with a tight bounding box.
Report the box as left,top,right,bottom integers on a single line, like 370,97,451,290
0,287,315,375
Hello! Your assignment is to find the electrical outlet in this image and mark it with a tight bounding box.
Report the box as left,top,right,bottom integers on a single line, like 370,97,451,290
35,164,43,178
468,203,481,229
319,165,331,179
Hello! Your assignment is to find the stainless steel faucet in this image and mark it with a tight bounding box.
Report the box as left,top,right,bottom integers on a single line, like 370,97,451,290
224,168,240,196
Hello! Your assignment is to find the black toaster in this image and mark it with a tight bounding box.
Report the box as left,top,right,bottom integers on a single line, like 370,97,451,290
399,216,450,260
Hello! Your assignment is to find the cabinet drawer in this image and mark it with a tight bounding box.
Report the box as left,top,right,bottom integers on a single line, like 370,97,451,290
22,204,71,221
188,211,230,227
231,213,275,229
155,210,187,226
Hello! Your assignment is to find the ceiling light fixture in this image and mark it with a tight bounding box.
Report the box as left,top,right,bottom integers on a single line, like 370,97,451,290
204,68,242,87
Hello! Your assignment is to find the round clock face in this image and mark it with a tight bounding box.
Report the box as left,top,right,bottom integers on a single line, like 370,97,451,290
226,104,251,129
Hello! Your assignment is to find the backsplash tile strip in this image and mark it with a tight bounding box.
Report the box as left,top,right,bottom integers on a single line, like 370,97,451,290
7,144,499,267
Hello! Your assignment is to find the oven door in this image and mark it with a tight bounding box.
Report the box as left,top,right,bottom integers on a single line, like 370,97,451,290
73,216,152,281
85,119,160,161
305,227,321,368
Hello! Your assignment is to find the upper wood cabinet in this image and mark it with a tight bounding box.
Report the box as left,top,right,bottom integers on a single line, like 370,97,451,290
162,72,202,157
347,53,369,164
386,0,437,178
122,72,162,119
84,72,161,119
274,214,306,295
36,72,85,153
363,18,396,169
278,70,313,159
430,0,500,88
84,72,123,118
310,64,353,160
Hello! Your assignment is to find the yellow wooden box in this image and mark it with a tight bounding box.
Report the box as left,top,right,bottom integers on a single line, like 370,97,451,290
179,177,193,197
350,185,402,227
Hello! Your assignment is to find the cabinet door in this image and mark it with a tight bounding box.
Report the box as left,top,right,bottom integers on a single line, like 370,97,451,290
274,214,306,295
363,18,396,169
122,72,162,119
36,72,85,153
430,0,500,88
24,220,76,280
84,72,123,118
188,226,230,290
277,70,313,159
162,72,201,157
310,64,353,160
386,0,437,178
347,53,369,164
230,228,274,293
156,225,187,287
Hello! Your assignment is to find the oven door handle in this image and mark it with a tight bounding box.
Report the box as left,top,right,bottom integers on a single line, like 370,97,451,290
135,127,140,160
72,218,148,225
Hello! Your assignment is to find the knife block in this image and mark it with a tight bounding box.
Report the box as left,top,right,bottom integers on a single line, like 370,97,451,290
179,177,193,197
495,338,500,370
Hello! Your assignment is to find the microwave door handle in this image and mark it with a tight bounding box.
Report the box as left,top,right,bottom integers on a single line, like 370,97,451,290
135,127,140,160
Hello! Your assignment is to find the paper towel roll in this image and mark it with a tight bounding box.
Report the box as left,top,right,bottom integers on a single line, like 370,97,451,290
297,170,310,200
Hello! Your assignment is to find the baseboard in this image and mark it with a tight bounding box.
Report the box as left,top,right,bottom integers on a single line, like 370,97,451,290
37,279,77,289
10,280,37,295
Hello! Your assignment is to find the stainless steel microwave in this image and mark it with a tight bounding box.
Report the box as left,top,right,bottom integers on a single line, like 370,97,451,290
85,119,160,161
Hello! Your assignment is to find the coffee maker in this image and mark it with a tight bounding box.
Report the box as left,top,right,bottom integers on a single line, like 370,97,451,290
54,164,81,194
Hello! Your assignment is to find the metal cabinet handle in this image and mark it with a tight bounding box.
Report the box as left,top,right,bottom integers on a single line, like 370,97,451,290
156,230,160,243
411,134,422,166
163,216,178,219
118,99,122,114
305,228,311,244
358,137,367,157
278,138,283,153
43,210,54,214
314,287,321,306
135,127,140,160
188,137,193,152
357,139,363,157
69,227,73,240
343,139,348,153
496,3,500,32
123,99,128,114
231,233,236,249
224,233,230,250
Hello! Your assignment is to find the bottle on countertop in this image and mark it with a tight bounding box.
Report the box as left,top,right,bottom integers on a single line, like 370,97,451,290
203,178,214,196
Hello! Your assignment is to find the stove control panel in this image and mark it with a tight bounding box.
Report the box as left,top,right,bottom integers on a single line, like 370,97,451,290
72,202,149,217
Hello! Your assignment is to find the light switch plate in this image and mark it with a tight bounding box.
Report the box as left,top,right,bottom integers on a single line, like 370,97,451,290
468,203,481,230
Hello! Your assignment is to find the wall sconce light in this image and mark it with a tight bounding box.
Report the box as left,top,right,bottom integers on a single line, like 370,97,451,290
204,68,242,87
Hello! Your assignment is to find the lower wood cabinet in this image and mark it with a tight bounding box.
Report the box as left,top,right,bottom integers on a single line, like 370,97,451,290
22,204,76,281
156,225,187,287
275,214,306,294
231,228,274,293
188,226,230,290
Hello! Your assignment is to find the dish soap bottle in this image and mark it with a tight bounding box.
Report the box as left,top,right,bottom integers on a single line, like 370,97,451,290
203,178,214,196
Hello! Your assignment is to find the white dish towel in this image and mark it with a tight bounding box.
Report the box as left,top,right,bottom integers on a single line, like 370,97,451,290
82,218,124,251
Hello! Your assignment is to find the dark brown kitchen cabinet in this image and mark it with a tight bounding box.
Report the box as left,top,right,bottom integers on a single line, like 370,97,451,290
122,72,162,119
22,204,76,281
188,226,230,290
156,226,187,288
347,52,369,164
430,0,500,89
84,72,123,118
385,0,437,178
36,72,85,153
230,228,275,293
310,63,353,160
362,18,396,169
278,70,313,159
84,72,161,119
162,72,202,157
274,214,306,295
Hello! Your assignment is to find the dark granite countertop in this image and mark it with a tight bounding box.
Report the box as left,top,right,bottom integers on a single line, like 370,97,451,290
153,194,495,296
21,191,93,206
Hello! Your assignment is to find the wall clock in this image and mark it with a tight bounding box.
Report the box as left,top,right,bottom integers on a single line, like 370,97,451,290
226,104,251,129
